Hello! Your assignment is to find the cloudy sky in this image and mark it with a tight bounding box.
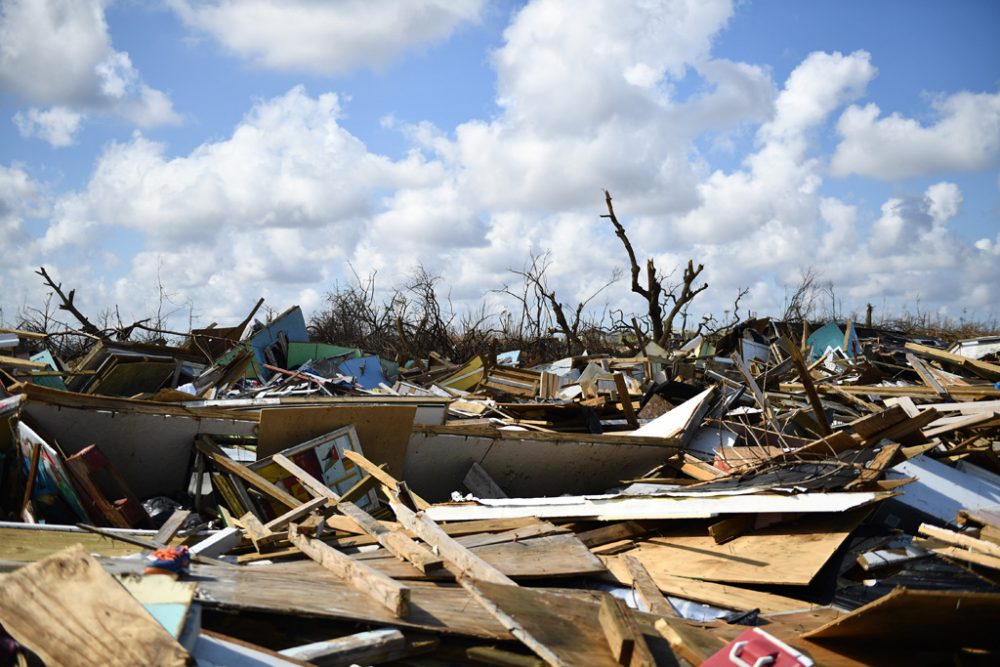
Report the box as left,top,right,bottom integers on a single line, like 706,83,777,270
1,0,998,333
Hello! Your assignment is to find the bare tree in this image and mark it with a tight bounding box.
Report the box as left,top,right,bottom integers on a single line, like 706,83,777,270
601,190,707,348
497,251,619,357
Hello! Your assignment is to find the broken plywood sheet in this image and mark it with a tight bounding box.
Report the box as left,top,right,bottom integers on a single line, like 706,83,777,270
801,587,1000,649
405,426,679,502
424,491,889,523
257,405,416,480
0,545,190,666
621,508,872,586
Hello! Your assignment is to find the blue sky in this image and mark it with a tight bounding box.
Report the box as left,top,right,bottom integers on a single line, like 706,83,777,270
1,0,998,333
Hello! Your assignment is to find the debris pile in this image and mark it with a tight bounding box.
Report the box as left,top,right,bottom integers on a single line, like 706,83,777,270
1,305,999,666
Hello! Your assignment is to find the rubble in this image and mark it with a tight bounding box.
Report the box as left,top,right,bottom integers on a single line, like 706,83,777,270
1,308,1000,666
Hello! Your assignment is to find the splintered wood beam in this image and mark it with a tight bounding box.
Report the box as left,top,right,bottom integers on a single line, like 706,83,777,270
388,490,515,586
238,512,283,551
152,509,191,547
459,578,568,667
280,628,411,665
781,337,831,436
272,454,338,501
343,450,431,510
730,352,773,423
272,453,442,573
264,496,330,532
655,618,727,666
613,373,640,429
598,594,655,666
196,437,301,509
287,523,410,618
338,502,443,573
620,554,676,618
906,353,951,399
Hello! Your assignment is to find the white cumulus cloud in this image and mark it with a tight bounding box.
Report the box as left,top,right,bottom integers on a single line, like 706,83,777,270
0,0,180,144
831,91,1000,179
169,0,485,73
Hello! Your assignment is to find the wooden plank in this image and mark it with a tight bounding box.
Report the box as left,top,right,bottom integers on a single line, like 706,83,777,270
460,582,674,667
196,437,301,509
288,523,410,617
388,493,515,586
802,587,1000,647
861,407,940,445
0,545,189,666
357,533,605,580
153,509,191,547
272,452,442,573
907,353,951,399
239,511,282,550
731,353,773,422
599,595,635,664
425,491,889,523
846,443,900,489
918,541,1000,570
343,449,431,510
604,557,812,614
577,521,654,548
264,495,330,531
620,554,676,618
101,556,511,639
904,342,1000,381
782,337,831,435
339,502,443,573
847,406,907,440
464,461,510,499
654,618,727,666
707,515,755,544
0,354,48,369
781,382,1000,398
613,373,640,429
462,579,570,667
279,628,408,665
917,522,1000,558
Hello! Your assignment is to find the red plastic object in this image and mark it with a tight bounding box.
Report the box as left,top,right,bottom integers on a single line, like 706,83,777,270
702,627,814,667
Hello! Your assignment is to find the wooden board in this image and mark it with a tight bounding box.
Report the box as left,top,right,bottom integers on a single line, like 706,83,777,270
0,545,189,666
0,522,187,562
257,405,417,479
801,587,1000,648
356,533,606,579
603,556,813,614
623,509,870,586
471,581,676,667
100,557,510,639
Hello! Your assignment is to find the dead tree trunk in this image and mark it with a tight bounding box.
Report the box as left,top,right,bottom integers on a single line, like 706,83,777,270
601,191,707,349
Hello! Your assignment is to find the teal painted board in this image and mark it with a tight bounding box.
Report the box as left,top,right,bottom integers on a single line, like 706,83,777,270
806,321,861,360
286,342,361,368
29,349,66,390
